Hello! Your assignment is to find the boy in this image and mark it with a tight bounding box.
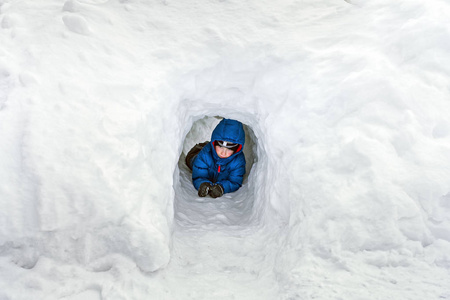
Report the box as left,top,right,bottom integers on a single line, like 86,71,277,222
185,118,246,198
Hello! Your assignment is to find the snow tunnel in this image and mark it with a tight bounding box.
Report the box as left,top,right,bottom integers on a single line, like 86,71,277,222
173,114,277,228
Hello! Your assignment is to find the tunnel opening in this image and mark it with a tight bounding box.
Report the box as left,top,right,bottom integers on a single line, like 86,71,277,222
173,115,263,228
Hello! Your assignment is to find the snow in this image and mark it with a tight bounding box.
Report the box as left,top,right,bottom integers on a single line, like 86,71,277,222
1,0,450,299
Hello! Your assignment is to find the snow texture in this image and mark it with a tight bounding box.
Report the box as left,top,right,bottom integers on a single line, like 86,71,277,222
0,0,450,299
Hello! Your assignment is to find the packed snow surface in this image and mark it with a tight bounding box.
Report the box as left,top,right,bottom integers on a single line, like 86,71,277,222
1,0,450,299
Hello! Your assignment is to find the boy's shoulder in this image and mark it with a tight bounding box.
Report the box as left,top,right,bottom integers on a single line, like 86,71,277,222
229,151,246,166
200,142,213,153
197,142,213,158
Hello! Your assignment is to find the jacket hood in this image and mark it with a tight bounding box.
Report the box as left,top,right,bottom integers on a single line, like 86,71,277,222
211,118,245,152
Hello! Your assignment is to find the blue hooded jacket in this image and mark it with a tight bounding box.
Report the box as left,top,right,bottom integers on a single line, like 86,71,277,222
192,119,246,194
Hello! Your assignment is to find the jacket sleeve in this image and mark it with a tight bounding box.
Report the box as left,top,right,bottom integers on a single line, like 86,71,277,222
192,148,213,190
217,154,246,194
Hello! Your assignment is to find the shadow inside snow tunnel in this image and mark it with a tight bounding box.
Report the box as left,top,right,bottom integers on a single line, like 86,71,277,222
174,116,258,228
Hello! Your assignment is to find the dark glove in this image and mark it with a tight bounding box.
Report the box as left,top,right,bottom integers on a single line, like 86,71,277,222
209,184,224,198
198,182,212,197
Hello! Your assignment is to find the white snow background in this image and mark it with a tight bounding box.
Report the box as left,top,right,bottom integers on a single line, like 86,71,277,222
1,0,450,299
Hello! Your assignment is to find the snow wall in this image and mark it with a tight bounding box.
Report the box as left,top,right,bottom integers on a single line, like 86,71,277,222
0,0,450,290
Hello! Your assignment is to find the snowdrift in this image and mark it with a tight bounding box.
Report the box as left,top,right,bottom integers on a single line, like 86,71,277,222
1,0,450,299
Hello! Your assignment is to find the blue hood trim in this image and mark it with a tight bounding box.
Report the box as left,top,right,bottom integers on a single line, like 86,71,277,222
211,118,245,149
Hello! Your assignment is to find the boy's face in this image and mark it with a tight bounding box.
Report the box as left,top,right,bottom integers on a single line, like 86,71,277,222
215,145,234,158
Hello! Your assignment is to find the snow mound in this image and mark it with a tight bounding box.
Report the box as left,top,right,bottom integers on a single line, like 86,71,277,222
1,0,450,299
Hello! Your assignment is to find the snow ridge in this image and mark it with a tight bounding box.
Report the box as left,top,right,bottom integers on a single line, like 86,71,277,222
1,0,450,299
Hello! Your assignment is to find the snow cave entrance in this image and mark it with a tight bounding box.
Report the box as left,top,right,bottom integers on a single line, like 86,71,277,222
174,115,259,227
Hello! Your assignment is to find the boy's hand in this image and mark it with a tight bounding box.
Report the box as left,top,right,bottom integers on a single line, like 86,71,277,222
209,184,224,198
198,182,212,197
